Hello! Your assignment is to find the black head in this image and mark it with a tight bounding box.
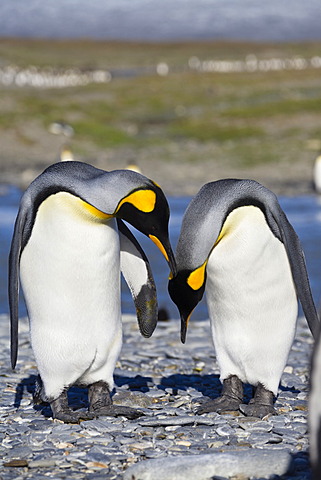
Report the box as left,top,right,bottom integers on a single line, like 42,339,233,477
115,183,177,276
168,267,206,343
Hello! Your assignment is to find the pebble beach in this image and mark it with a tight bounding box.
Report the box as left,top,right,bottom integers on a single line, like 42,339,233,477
0,311,314,479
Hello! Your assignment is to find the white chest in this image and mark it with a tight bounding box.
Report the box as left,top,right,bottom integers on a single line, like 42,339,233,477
205,205,297,323
20,192,121,322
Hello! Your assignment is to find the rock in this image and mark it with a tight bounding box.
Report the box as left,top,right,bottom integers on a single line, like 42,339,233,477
123,449,292,480
28,458,57,468
3,459,29,468
113,390,156,408
138,415,216,427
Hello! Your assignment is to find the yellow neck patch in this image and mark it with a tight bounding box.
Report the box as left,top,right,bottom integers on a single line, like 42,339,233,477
116,189,156,214
214,205,259,246
187,261,207,290
149,234,169,261
78,198,113,221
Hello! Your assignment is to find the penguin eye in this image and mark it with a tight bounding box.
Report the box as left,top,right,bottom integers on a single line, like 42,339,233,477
115,189,156,214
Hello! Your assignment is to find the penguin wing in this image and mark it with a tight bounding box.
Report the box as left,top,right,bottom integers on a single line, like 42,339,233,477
266,200,320,339
8,200,30,369
117,219,158,338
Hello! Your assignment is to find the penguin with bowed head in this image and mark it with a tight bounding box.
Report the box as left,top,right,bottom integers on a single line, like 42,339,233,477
9,161,176,423
168,179,319,418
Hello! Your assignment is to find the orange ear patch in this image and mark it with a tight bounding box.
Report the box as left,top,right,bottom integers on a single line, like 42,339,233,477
116,190,156,214
187,261,207,290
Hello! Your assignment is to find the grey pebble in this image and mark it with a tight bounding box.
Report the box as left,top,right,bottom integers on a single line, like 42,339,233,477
216,424,235,436
123,449,292,480
138,415,217,427
28,458,57,468
237,419,273,433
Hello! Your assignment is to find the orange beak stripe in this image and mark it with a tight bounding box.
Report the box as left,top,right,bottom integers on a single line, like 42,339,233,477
149,234,169,262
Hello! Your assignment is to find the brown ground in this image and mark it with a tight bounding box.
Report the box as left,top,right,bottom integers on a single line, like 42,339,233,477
0,126,316,197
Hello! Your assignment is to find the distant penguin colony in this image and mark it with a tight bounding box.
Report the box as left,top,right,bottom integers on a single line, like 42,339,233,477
168,179,319,418
9,161,176,423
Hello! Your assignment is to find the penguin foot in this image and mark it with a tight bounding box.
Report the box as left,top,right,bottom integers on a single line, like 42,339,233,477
196,395,241,414
88,380,144,419
91,405,144,419
196,375,243,414
52,408,95,423
239,383,276,419
50,391,94,423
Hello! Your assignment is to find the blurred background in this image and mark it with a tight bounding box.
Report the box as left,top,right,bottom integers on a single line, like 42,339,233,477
1,0,321,321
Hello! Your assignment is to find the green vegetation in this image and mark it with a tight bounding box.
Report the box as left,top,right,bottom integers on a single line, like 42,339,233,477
0,38,320,173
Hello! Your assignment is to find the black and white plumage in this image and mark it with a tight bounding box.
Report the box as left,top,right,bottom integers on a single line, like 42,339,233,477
9,161,176,422
169,179,319,418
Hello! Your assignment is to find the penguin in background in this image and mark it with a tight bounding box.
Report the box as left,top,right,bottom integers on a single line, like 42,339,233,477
313,152,321,194
168,179,319,418
9,161,176,423
309,326,321,479
59,144,74,162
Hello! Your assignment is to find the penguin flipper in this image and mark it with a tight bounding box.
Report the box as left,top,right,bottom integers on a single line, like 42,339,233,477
269,207,320,339
117,219,158,338
8,206,27,369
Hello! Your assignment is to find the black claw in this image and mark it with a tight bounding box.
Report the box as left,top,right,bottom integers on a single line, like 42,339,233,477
88,380,144,419
53,410,95,423
240,383,276,418
196,396,241,414
240,403,276,418
50,390,94,423
95,405,144,419
197,375,243,414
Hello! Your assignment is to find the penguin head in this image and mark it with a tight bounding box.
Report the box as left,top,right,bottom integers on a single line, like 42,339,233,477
115,182,177,276
168,263,207,343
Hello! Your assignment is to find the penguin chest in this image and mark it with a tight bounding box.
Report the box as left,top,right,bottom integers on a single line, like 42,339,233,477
205,206,298,391
206,205,298,332
20,192,121,328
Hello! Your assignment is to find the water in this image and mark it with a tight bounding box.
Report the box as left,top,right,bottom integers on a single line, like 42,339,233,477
0,0,320,42
1,185,321,324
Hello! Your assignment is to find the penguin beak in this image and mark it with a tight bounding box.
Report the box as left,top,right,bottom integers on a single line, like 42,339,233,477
180,311,192,344
149,234,177,276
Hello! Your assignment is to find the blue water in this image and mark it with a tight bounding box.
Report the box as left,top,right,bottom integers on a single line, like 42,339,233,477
0,0,320,42
1,185,321,322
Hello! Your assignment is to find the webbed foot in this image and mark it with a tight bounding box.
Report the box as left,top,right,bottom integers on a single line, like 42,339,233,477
196,375,243,414
91,405,143,419
88,381,144,419
240,383,276,418
50,390,94,423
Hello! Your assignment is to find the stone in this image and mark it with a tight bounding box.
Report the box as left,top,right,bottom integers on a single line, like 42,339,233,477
123,449,292,480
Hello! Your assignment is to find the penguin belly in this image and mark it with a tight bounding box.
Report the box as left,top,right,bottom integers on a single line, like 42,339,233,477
205,205,298,395
20,192,122,401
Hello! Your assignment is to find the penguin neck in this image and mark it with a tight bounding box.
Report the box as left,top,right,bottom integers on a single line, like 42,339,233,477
214,205,260,246
40,191,113,223
29,191,118,255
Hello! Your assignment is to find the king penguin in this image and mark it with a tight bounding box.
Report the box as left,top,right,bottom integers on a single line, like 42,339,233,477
168,179,319,418
9,161,176,423
309,324,321,479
